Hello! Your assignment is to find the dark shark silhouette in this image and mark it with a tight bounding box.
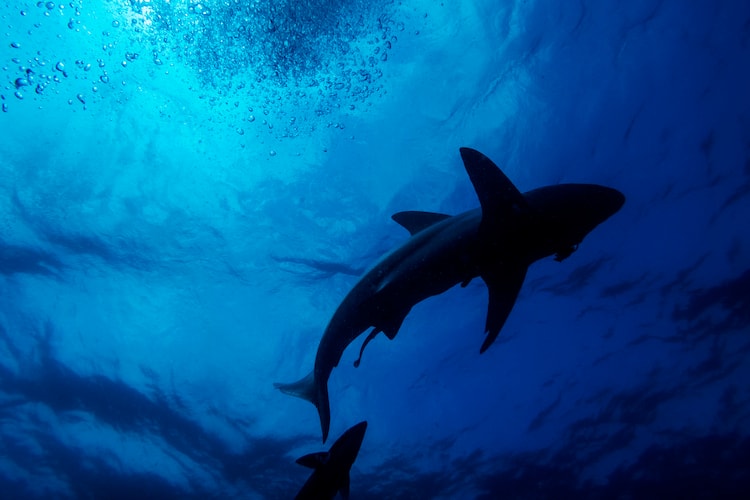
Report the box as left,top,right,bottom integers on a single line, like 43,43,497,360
294,421,368,500
276,148,625,442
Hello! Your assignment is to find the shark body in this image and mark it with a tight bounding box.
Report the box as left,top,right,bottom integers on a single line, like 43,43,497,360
295,421,368,500
276,148,625,442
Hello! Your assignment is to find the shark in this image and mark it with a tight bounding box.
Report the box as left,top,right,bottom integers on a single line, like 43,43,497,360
276,147,625,442
294,421,368,500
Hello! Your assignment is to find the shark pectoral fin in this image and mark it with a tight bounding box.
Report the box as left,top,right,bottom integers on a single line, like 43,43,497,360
391,211,452,235
480,264,528,353
296,451,330,469
340,473,351,500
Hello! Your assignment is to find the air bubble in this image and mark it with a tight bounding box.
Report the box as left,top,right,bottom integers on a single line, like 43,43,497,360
76,93,85,104
10,42,21,49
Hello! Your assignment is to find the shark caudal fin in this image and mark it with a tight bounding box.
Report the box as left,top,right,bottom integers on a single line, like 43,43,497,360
274,372,331,442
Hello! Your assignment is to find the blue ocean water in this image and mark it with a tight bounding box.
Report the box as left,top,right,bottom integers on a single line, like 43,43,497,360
1,0,749,498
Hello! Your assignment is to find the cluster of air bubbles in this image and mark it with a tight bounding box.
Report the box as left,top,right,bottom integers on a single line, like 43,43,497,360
3,0,417,138
9,58,65,102
122,52,139,67
1,1,95,112
188,2,212,17
100,0,410,135
33,1,83,18
2,4,65,110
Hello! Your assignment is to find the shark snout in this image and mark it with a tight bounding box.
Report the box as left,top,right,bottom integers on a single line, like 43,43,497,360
545,184,626,240
598,186,626,218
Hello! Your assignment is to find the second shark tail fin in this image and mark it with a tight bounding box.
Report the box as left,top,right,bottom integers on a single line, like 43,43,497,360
275,372,331,442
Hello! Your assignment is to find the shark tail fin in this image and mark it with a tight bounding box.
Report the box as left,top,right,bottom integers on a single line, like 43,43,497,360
275,372,331,443
275,371,317,406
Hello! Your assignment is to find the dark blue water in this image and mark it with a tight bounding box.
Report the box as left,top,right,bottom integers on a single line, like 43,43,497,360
2,1,749,498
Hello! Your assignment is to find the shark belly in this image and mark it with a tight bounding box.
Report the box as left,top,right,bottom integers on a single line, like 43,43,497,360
315,210,482,372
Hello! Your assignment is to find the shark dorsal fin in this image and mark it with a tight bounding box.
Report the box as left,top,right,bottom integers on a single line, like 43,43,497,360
296,451,329,469
459,148,528,224
392,211,451,235
340,473,351,500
